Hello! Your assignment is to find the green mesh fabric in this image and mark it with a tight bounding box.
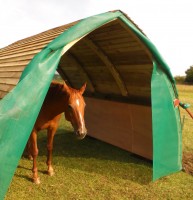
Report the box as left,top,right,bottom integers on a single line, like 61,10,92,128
0,10,123,199
0,48,64,199
151,62,182,180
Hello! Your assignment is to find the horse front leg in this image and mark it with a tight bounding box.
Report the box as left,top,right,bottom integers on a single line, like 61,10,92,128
46,126,57,176
29,129,40,184
26,139,33,160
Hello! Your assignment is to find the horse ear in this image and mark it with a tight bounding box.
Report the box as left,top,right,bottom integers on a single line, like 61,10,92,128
79,83,87,95
63,81,70,93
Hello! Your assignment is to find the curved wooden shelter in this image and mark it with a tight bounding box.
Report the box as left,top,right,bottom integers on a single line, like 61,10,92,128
0,14,152,101
0,10,182,197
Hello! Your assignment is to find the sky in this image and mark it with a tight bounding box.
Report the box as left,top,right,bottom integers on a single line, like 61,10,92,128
1,0,193,76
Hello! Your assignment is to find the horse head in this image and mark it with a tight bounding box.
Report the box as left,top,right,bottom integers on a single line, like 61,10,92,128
63,82,87,139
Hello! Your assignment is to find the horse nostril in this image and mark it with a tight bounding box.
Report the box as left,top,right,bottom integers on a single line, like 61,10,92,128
75,129,87,140
76,130,80,136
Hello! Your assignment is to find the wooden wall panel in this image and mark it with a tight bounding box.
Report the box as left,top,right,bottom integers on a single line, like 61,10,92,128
131,105,152,159
85,97,152,159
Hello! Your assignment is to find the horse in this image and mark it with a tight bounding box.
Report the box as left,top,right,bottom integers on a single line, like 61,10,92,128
27,81,87,184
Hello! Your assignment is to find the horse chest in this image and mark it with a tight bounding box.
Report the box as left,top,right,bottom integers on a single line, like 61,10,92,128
35,113,62,132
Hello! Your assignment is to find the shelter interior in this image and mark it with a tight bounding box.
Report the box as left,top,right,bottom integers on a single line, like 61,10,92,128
58,18,153,159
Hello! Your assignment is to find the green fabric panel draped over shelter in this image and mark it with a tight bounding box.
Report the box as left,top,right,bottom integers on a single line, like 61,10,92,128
151,62,182,180
119,14,182,180
0,10,182,199
0,10,126,200
0,48,64,199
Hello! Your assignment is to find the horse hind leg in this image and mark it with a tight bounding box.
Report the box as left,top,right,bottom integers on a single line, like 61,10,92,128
46,126,57,176
29,130,40,184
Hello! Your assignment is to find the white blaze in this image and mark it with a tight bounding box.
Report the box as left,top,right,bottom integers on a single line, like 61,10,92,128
76,98,84,130
76,99,80,107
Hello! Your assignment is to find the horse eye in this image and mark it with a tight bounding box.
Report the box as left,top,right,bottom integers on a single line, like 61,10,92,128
68,105,73,110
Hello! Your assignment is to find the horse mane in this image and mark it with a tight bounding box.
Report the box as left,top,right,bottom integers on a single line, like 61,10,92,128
47,81,66,97
46,81,79,100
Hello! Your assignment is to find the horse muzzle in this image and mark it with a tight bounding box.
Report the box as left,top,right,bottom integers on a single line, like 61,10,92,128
75,129,87,140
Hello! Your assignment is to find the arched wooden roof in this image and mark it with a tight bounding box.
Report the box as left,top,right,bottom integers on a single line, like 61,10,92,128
0,11,153,104
0,21,77,99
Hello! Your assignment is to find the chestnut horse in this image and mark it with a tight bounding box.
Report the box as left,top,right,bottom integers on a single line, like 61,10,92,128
27,81,87,184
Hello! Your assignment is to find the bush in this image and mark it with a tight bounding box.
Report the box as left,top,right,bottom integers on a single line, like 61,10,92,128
175,76,185,84
185,66,193,84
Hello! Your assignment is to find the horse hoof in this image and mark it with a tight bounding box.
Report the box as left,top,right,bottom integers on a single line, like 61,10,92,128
33,177,41,184
28,155,33,161
48,170,54,176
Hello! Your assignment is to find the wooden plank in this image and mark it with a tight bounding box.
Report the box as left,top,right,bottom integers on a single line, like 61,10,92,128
0,91,8,99
98,40,139,48
0,61,29,68
64,52,95,93
0,77,19,85
90,33,134,42
120,76,151,85
57,67,73,87
83,64,151,92
89,20,121,34
89,24,124,38
100,45,144,53
125,86,151,97
89,31,129,41
117,64,152,70
58,70,92,92
0,42,48,57
118,19,153,61
109,52,152,65
61,52,105,68
95,38,138,46
83,37,128,96
0,66,25,72
83,66,115,82
61,63,120,95
69,40,98,56
1,29,64,50
97,41,143,52
0,71,22,78
0,53,37,64
91,82,122,95
0,84,15,92
118,66,152,76
0,36,56,56
0,38,52,56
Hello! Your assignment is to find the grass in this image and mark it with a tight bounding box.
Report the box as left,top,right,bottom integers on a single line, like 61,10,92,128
178,85,193,152
5,85,193,200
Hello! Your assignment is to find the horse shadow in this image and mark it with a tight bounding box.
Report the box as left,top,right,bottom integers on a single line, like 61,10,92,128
34,128,152,185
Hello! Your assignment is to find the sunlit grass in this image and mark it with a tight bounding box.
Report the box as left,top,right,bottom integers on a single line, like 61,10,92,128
178,85,193,152
5,85,193,200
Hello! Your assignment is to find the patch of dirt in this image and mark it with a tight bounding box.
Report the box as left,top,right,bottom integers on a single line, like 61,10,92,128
182,152,193,175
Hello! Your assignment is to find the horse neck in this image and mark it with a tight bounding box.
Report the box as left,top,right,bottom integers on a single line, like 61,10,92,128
43,89,68,116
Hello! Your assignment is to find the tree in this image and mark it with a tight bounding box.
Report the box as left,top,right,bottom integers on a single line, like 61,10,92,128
185,66,193,83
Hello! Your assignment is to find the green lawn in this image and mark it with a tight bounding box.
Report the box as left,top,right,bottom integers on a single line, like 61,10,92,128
5,85,193,200
178,85,193,153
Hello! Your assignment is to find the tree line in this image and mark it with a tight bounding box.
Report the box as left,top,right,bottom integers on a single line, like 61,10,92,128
175,65,193,84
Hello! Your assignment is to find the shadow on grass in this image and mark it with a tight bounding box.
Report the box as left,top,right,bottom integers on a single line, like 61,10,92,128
33,128,152,185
